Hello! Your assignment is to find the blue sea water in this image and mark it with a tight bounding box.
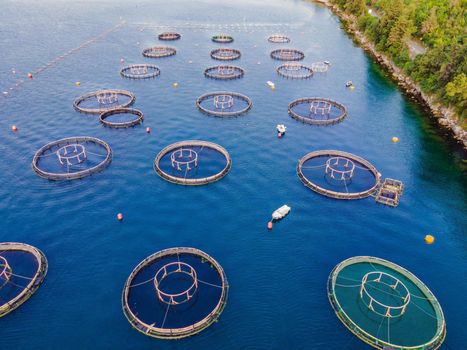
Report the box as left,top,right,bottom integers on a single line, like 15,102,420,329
0,0,465,349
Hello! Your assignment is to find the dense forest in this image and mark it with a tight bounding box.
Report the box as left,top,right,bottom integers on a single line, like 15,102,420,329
331,0,466,126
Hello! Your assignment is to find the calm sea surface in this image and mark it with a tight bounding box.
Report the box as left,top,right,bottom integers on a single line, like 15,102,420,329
0,0,465,349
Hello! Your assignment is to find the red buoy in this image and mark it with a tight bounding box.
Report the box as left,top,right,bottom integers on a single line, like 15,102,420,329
267,222,273,230
11,125,18,132
27,72,33,79
146,127,151,134
278,133,282,138
117,213,123,221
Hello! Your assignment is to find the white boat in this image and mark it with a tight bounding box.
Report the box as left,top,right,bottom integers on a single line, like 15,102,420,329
324,60,331,65
346,80,354,87
276,124,286,134
272,204,291,221
266,81,276,89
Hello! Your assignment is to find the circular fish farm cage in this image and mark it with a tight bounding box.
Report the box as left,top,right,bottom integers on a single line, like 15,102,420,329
154,140,231,186
328,256,446,349
288,97,347,126
73,89,135,114
210,48,241,61
277,63,313,79
120,64,161,79
158,32,181,41
297,150,381,200
142,46,177,58
122,247,229,339
268,34,290,43
311,61,330,73
211,34,234,43
99,108,144,128
196,91,252,117
270,49,305,61
0,242,48,317
204,65,245,80
32,137,112,180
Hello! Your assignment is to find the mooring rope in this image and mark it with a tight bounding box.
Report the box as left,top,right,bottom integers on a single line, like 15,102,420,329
160,303,171,329
301,164,326,170
128,276,154,288
198,279,223,289
411,300,439,320
10,272,33,280
334,283,361,288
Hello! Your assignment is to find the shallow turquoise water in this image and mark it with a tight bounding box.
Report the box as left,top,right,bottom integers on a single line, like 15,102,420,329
0,0,465,349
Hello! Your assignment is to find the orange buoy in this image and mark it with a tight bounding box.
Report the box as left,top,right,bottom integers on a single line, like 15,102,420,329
117,213,123,221
424,234,435,244
146,127,151,134
278,133,282,138
27,72,33,79
392,136,399,143
11,125,18,132
267,222,273,230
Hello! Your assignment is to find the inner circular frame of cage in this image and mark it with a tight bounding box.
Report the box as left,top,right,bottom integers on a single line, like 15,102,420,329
211,34,234,43
120,64,161,79
210,48,241,61
204,65,245,80
270,48,305,61
142,46,177,58
277,63,313,79
288,97,347,126
99,108,144,128
154,140,231,186
268,34,290,43
158,32,181,41
73,89,136,114
196,91,252,117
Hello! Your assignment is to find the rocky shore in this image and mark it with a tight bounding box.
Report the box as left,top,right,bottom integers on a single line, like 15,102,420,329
314,1,467,149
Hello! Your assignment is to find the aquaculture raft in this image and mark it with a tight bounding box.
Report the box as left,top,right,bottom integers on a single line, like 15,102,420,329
0,242,48,317
99,108,144,128
158,32,181,41
196,91,252,117
288,97,347,126
210,48,241,61
154,140,231,186
122,247,229,339
270,49,305,61
211,34,234,43
142,46,177,58
327,256,446,349
120,64,160,79
268,34,290,43
32,136,112,180
297,150,381,200
277,63,313,79
73,89,135,114
204,65,245,80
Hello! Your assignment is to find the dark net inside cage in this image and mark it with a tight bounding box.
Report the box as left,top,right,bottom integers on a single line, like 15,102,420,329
277,63,313,79
197,92,252,117
289,98,347,125
212,35,234,43
143,46,176,58
210,48,241,61
270,49,304,61
158,32,181,41
204,65,244,80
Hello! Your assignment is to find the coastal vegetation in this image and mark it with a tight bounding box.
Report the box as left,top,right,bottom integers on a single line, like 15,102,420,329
331,0,466,127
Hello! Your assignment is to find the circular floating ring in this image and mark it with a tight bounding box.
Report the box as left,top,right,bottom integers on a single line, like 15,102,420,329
158,32,181,41
268,34,290,43
142,46,177,58
73,89,135,114
122,247,229,339
210,48,241,61
270,49,304,61
0,242,48,317
311,61,330,73
32,136,112,180
120,64,161,79
196,91,252,117
212,34,234,43
328,256,446,349
154,140,231,186
297,150,381,200
204,65,245,80
288,97,347,126
277,63,313,79
99,108,144,128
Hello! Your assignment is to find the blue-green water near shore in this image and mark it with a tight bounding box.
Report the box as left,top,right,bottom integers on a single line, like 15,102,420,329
0,0,465,349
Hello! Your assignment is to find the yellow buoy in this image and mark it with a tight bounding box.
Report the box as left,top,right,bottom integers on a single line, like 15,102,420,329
75,81,81,86
424,235,435,244
392,136,399,143
172,82,179,88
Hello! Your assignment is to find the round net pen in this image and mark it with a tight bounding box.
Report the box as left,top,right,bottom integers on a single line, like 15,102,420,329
288,97,347,126
0,242,48,317
122,247,228,339
158,32,181,41
297,150,381,200
120,64,160,79
277,63,313,79
32,136,112,180
99,108,144,128
154,140,231,186
268,34,290,43
311,61,330,73
204,65,245,80
270,49,304,61
142,46,177,58
211,34,234,43
210,48,241,61
328,256,446,349
196,91,252,117
73,89,135,114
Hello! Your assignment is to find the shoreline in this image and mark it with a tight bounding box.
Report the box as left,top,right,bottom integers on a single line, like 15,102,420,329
313,0,467,150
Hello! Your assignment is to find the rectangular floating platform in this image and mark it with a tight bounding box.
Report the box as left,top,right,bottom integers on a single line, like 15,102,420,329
375,178,404,207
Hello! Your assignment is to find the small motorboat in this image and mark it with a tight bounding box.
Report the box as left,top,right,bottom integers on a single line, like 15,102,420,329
272,204,291,221
276,124,286,135
324,60,331,65
345,80,354,88
266,81,276,89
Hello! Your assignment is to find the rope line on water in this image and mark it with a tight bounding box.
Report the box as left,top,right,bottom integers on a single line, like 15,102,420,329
160,303,171,329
